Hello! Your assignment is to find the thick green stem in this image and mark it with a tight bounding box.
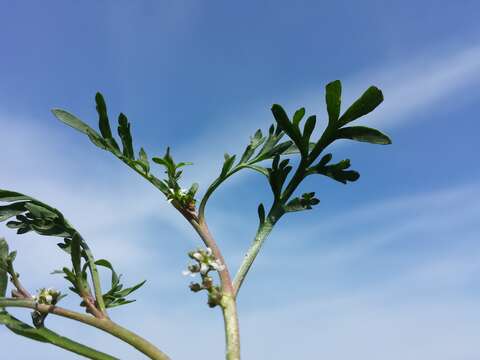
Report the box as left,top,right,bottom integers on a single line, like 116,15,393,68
233,219,275,296
0,299,171,360
221,295,241,360
0,311,118,360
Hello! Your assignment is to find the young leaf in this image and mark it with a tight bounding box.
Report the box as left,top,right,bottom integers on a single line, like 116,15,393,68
95,259,120,288
137,148,150,173
338,86,383,126
325,80,342,125
220,154,236,178
70,233,82,275
115,280,146,298
335,126,392,145
118,113,134,159
95,93,113,139
51,109,97,136
257,203,266,225
292,107,306,126
302,115,316,148
284,192,320,212
271,104,303,149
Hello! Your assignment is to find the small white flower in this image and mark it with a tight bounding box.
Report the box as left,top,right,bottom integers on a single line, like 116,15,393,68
200,263,209,275
182,270,196,277
211,259,225,271
192,252,202,261
205,247,213,256
45,295,53,303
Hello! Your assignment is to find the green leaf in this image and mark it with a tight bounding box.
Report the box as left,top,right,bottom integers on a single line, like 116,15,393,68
240,129,265,163
325,80,342,125
51,109,96,136
24,203,57,220
282,142,316,156
52,109,111,151
261,140,294,159
188,183,199,197
318,153,332,167
220,154,236,178
310,157,361,184
284,193,320,212
302,115,316,148
257,203,265,225
137,148,150,173
95,259,119,288
244,164,269,177
335,126,392,145
0,312,49,342
338,86,383,126
115,280,146,298
292,107,306,126
0,238,8,298
0,202,27,222
70,233,82,275
118,113,134,159
95,93,113,139
271,104,303,149
0,190,34,202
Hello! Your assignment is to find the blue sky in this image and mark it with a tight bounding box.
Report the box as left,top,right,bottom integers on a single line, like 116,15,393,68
1,1,480,359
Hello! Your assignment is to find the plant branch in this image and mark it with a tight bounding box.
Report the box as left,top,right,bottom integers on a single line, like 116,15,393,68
6,260,31,298
233,204,283,297
0,299,171,360
198,165,245,223
0,311,119,360
77,234,107,317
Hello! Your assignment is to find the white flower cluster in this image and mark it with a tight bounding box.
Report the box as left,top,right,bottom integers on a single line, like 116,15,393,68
33,287,60,305
182,247,225,277
167,187,190,203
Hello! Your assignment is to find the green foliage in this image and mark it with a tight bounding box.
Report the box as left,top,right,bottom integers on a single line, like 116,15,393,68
284,192,320,212
199,80,391,225
152,148,198,207
0,190,73,237
52,93,201,210
308,156,360,184
52,94,166,194
0,238,8,298
325,80,342,125
94,259,146,308
335,126,391,144
338,85,384,126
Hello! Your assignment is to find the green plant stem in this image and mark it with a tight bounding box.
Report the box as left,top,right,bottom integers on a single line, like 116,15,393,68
181,213,241,359
221,295,241,360
0,311,118,360
0,298,171,360
7,260,31,298
78,234,107,317
198,165,246,222
233,217,276,296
